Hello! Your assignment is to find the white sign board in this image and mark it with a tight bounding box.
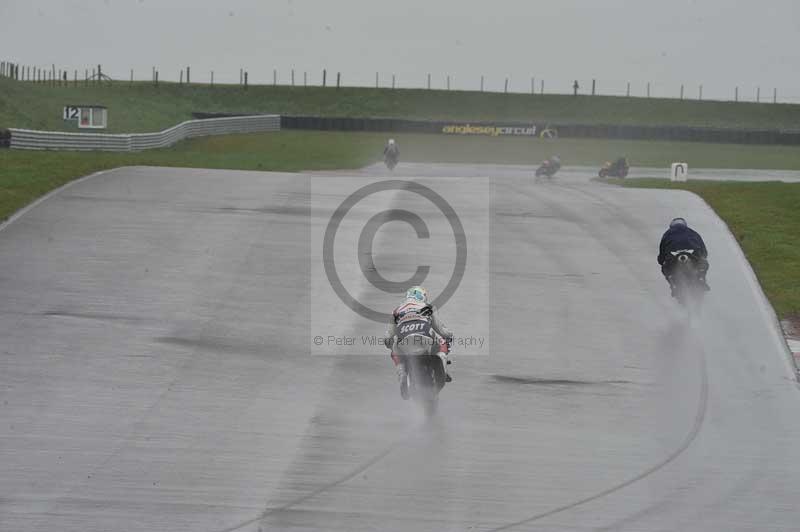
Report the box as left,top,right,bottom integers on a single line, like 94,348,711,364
670,162,688,182
63,106,80,120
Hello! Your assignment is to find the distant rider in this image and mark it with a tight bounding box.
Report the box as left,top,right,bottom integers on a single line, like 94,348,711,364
384,138,399,159
657,217,710,296
385,286,453,399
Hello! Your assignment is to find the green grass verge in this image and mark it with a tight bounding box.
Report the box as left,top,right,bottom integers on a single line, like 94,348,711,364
605,178,800,319
3,76,800,133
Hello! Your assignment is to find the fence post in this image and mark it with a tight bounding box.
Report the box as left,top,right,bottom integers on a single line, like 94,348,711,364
504,78,508,93
274,69,277,86
211,71,214,86
1,61,4,77
130,69,133,85
680,84,684,99
735,86,738,102
336,72,340,89
375,71,378,88
447,75,450,91
774,88,777,104
155,70,159,86
756,87,760,103
699,84,703,100
74,70,77,86
304,71,307,87
540,79,544,94
180,69,183,85
427,73,431,89
323,69,326,87
592,78,596,96
292,69,295,86
626,82,630,97
186,66,190,84
647,82,650,98
245,71,248,89
392,74,395,89
480,75,484,92
97,64,101,82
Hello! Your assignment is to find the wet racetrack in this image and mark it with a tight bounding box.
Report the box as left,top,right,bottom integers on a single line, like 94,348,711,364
0,164,798,531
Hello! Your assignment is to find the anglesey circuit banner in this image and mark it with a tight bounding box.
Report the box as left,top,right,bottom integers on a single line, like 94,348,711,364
440,123,538,137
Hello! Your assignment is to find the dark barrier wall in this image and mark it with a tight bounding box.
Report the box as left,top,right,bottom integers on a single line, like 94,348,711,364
194,113,800,145
0,129,10,148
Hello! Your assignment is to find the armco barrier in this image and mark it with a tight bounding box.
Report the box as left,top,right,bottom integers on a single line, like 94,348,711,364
0,129,10,148
9,115,280,151
278,115,800,145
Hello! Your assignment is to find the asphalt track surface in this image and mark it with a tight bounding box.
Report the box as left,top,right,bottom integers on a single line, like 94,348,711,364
0,164,798,532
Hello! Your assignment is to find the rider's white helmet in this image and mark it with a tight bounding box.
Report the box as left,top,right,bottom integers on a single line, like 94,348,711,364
388,138,396,145
405,286,428,304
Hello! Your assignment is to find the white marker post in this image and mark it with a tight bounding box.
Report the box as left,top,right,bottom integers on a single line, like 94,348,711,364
670,163,688,182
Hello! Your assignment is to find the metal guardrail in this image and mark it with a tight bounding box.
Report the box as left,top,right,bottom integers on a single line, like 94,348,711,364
8,115,280,151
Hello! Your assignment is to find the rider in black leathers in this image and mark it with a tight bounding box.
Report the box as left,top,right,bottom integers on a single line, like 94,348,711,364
658,217,710,296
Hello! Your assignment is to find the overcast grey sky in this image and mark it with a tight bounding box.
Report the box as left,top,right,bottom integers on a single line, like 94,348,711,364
2,0,799,101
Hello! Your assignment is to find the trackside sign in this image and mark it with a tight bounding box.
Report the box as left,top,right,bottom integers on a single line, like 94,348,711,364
441,123,537,137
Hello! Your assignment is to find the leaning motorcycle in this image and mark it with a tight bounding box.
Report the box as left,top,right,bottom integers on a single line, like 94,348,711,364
598,157,629,178
535,158,561,179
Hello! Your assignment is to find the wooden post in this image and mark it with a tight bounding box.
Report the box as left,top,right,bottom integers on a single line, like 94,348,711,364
392,74,395,89
155,70,159,86
774,88,777,104
273,69,277,86
186,66,190,84
757,87,760,103
480,75,484,92
304,71,307,87
591,79,596,96
647,82,651,98
375,72,379,88
292,69,295,86
531,77,535,94
211,71,214,86
74,70,77,86
540,79,544,94
180,69,183,84
336,72,340,89
735,86,738,102
447,75,450,91
97,64,102,82
427,73,431,89
239,68,243,85
244,71,249,89
323,69,327,87
1,61,4,77
626,82,630,97
699,84,703,100
130,69,133,85
680,84,684,99
504,78,508,93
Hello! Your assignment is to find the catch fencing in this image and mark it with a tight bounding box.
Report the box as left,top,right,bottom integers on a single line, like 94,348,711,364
8,114,280,151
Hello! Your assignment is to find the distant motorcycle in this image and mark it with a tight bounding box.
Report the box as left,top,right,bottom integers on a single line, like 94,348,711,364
599,157,630,178
385,152,398,171
669,249,707,312
535,156,561,178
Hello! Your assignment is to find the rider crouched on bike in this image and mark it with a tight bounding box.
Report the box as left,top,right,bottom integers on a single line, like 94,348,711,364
385,286,453,399
384,138,399,158
658,217,710,296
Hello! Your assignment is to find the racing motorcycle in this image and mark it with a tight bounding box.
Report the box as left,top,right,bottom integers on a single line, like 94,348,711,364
598,157,630,178
668,249,707,311
385,152,398,171
535,156,561,178
395,329,450,416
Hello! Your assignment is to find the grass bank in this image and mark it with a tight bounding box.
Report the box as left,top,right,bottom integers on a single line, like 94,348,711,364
605,178,800,319
3,76,800,133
